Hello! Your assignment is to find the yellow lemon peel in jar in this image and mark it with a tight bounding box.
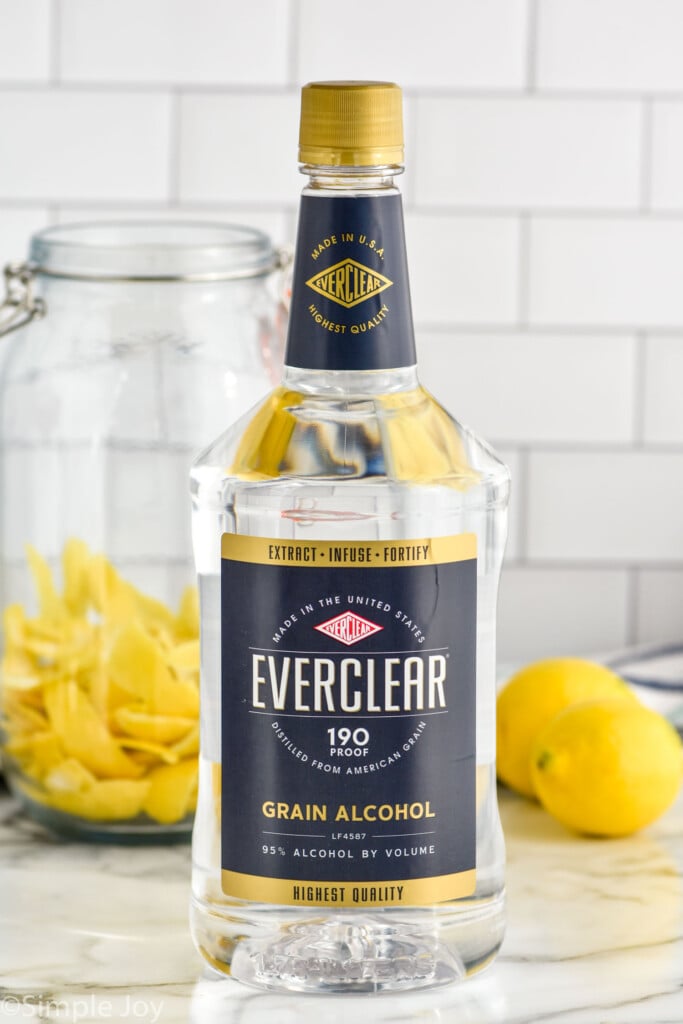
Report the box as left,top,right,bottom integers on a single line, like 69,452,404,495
26,547,69,623
2,650,42,692
4,731,62,776
167,640,200,676
176,586,199,639
45,757,97,793
45,763,151,821
2,695,49,733
117,737,181,765
169,723,200,760
44,679,144,780
108,622,199,718
113,706,198,744
0,540,200,826
49,780,152,821
143,758,199,824
88,665,132,721
4,605,28,648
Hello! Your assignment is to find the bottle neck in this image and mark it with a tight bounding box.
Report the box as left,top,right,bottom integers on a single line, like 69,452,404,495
282,164,417,380
301,165,404,192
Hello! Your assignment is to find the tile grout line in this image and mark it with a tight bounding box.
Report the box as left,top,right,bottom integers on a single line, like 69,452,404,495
632,332,648,447
167,89,182,205
516,213,531,326
405,206,681,218
625,567,640,646
639,97,654,211
3,196,683,222
524,0,539,92
404,97,419,209
287,0,301,86
0,80,682,101
415,323,643,337
497,441,683,454
0,80,300,95
0,197,296,213
515,448,531,564
48,0,62,84
418,321,683,337
485,557,683,571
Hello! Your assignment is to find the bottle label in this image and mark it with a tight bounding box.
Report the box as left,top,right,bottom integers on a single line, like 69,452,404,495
220,534,477,908
284,194,417,371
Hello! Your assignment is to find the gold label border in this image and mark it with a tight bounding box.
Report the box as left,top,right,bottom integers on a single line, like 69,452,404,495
221,533,477,567
221,868,476,907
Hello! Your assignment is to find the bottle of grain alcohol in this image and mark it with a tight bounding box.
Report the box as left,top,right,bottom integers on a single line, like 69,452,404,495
190,81,509,994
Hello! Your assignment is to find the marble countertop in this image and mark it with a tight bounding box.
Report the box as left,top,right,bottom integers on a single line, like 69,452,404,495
1,789,682,1024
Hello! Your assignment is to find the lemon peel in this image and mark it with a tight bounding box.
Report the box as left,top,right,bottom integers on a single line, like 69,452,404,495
1,540,200,826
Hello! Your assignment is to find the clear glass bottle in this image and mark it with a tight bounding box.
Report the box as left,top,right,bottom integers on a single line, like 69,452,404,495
190,82,509,993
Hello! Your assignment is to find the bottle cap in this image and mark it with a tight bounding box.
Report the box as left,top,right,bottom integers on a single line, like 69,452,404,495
298,81,404,167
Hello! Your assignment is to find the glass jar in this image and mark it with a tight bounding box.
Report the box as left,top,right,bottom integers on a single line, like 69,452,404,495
0,221,286,841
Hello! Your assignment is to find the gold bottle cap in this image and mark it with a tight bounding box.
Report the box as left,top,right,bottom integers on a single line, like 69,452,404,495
298,81,404,167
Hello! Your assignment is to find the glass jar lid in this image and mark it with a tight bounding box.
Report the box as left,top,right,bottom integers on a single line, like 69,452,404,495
29,221,281,282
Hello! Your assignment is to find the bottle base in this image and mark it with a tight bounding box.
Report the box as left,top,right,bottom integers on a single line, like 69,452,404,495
191,892,505,994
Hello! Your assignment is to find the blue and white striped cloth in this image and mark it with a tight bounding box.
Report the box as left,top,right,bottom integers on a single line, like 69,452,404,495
607,644,683,732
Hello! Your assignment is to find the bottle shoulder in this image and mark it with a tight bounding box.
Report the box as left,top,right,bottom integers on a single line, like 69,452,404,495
192,383,510,500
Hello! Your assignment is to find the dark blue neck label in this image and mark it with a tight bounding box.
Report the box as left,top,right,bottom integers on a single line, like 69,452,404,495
284,194,417,371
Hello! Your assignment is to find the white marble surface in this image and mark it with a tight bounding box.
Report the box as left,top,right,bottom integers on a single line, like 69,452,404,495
1,789,682,1024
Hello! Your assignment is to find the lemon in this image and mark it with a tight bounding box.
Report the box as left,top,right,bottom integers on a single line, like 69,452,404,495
497,658,636,797
531,698,683,836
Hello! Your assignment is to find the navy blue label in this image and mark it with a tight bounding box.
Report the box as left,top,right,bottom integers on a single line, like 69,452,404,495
220,536,477,908
284,194,417,371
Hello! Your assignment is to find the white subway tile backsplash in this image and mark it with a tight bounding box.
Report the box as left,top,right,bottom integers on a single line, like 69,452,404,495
528,452,683,562
59,0,289,85
643,335,683,443
418,332,636,444
529,218,683,328
0,0,681,664
651,103,683,210
637,571,683,645
0,91,170,201
0,206,51,271
416,98,641,210
405,214,519,325
297,0,528,89
537,0,683,92
179,93,300,204
498,567,629,663
0,0,50,81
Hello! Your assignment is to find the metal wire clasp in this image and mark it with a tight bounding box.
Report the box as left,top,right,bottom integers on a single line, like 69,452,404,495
0,263,46,338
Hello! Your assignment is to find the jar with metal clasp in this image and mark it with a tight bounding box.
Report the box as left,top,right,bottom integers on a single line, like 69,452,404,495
0,221,288,840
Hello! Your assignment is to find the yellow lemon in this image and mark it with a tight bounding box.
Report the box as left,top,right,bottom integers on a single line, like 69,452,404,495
531,699,683,836
497,658,636,797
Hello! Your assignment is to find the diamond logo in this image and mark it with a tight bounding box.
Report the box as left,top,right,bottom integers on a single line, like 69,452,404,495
305,258,393,309
314,610,384,647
